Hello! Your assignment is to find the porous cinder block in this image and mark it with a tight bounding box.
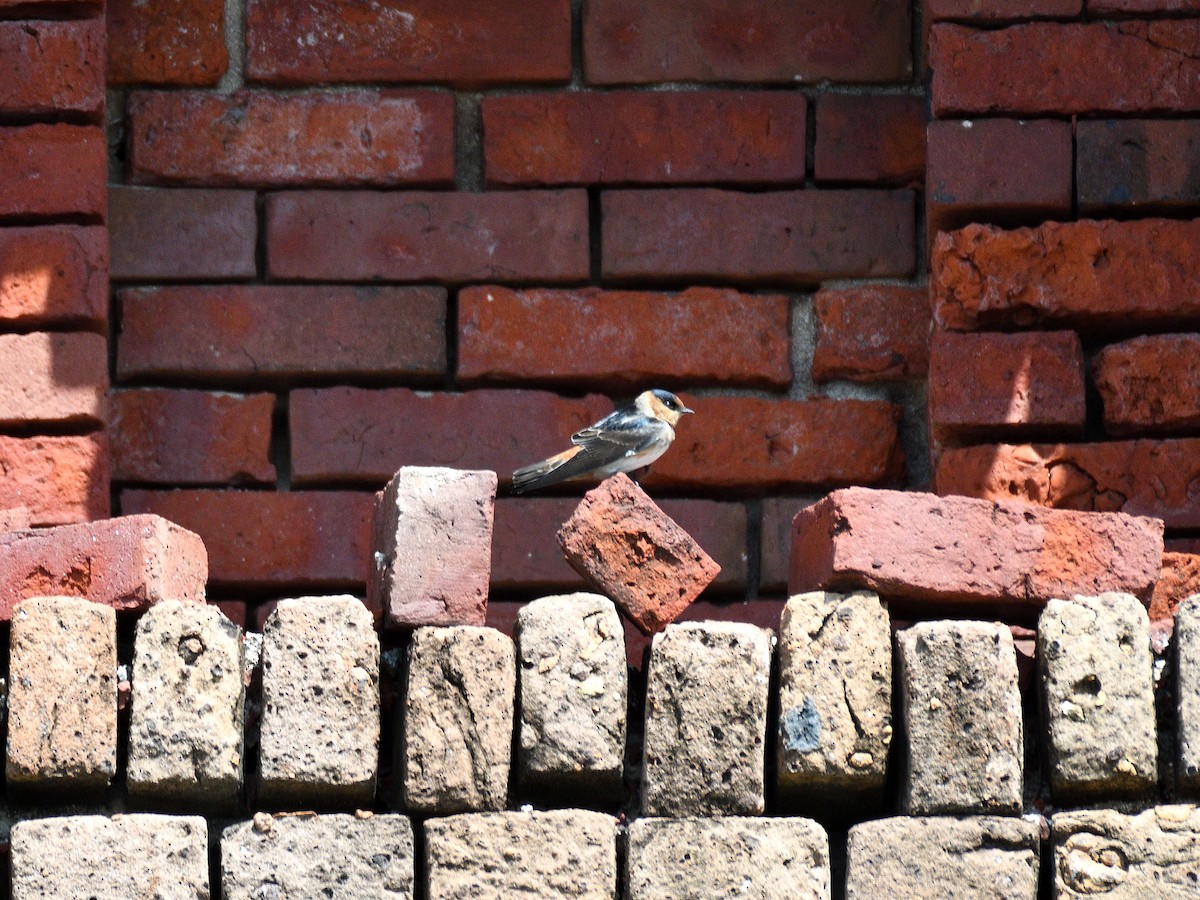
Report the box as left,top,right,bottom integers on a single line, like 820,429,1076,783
425,809,616,900
11,814,209,900
1176,596,1200,794
371,466,497,629
515,593,627,796
627,816,831,900
259,597,380,807
222,812,414,899
402,626,514,813
642,621,772,815
1038,593,1157,801
7,597,116,793
558,474,721,634
896,621,1023,814
777,591,892,809
128,600,244,810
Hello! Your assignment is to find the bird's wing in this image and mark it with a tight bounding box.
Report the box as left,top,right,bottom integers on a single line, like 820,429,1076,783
512,416,667,493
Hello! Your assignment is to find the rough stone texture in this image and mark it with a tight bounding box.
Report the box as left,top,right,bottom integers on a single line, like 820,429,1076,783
222,812,414,900
1039,593,1158,801
402,626,514,813
0,226,108,328
1052,806,1200,898
790,487,1164,609
7,597,116,792
0,332,107,428
425,810,616,899
0,432,109,525
259,597,380,806
1177,596,1200,793
107,0,227,86
814,94,926,186
642,621,772,815
128,600,244,810
812,285,930,382
1093,334,1200,435
0,125,107,218
558,474,721,634
777,591,892,808
1078,119,1200,213
371,467,496,629
0,19,104,118
0,513,208,619
846,816,1040,900
11,814,209,900
514,593,627,796
896,621,1023,814
627,816,831,900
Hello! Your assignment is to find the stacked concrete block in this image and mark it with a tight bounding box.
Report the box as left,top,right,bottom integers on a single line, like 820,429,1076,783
1178,595,1200,793
896,621,1023,814
642,621,772,815
259,596,380,807
1038,593,1157,801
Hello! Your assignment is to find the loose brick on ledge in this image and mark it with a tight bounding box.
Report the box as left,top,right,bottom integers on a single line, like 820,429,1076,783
0,20,104,118
1078,120,1200,213
0,125,106,220
259,596,379,807
0,514,207,618
129,90,455,187
1178,597,1200,793
602,189,915,285
267,189,588,282
627,817,831,900
7,597,116,793
107,0,227,86
1052,807,1200,896
790,487,1164,609
371,467,496,630
812,285,930,382
458,286,791,390
0,332,107,428
814,94,926,187
0,226,107,329
402,626,514,814
1155,553,1200,651
1094,334,1200,435
928,0,1081,21
0,432,109,525
643,621,772,816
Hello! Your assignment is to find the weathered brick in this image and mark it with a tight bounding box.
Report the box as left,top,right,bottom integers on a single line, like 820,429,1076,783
928,0,1081,20
584,0,911,84
109,186,256,280
814,94,926,186
118,285,445,385
1078,120,1200,213
7,597,116,792
458,286,791,389
791,487,1164,609
246,0,571,86
1177,597,1200,793
558,475,721,634
0,20,104,118
1092,0,1200,10
0,332,106,428
1155,553,1200,652
1093,334,1200,435
370,467,496,629
267,189,588,282
812,285,930,382
602,189,915,285
0,432,109,525
0,226,107,328
0,125,106,219
402,626,514,813
259,596,379,806
0,507,30,531
107,0,225,86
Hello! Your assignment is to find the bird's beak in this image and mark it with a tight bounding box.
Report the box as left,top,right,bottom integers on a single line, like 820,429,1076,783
679,405,694,415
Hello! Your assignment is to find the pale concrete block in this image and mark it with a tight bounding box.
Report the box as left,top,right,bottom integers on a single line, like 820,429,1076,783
1178,595,1200,793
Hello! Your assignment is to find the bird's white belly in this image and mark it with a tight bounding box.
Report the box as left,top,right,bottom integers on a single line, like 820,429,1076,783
594,439,670,477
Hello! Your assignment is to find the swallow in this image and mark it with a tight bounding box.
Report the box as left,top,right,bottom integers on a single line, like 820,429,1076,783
511,389,694,494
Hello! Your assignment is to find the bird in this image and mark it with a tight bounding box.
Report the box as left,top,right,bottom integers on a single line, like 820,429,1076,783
511,389,693,494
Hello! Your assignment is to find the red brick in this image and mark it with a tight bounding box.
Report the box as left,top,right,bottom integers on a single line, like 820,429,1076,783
0,332,107,428
0,125,106,220
0,226,107,329
1090,0,1200,13
584,0,911,84
1169,539,1200,555
289,387,611,487
812,285,930,382
558,474,721,634
0,508,31,532
0,433,109,525
0,0,101,11
458,286,791,390
1093,334,1200,435
814,95,926,187
266,190,588,282
483,91,805,187
1149,552,1200,652
1077,120,1200,214
929,331,1085,442
109,389,276,484
108,186,256,281
931,22,1200,117
931,219,1200,332
107,0,226,86
121,489,371,589
117,285,445,386
245,0,570,86
128,90,455,187
0,20,104,118
602,189,915,285
928,0,1081,21
790,487,1163,611
0,514,208,619
758,497,814,593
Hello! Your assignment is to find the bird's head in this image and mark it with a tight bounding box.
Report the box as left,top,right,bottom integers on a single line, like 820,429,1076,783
638,389,694,427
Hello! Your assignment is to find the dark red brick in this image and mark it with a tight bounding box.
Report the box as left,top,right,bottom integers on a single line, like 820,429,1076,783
107,0,226,86
814,94,926,187
928,0,1080,21
0,433,109,525
1090,0,1200,12
108,186,256,281
1093,334,1200,436
0,226,107,329
812,285,930,382
1078,120,1200,214
0,332,107,428
0,20,104,118
245,0,571,87
759,497,814,593
210,600,247,629
128,90,455,187
584,0,911,84
0,0,101,11
457,286,791,390
483,91,806,186
0,125,106,220
266,190,588,283
601,189,915,285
